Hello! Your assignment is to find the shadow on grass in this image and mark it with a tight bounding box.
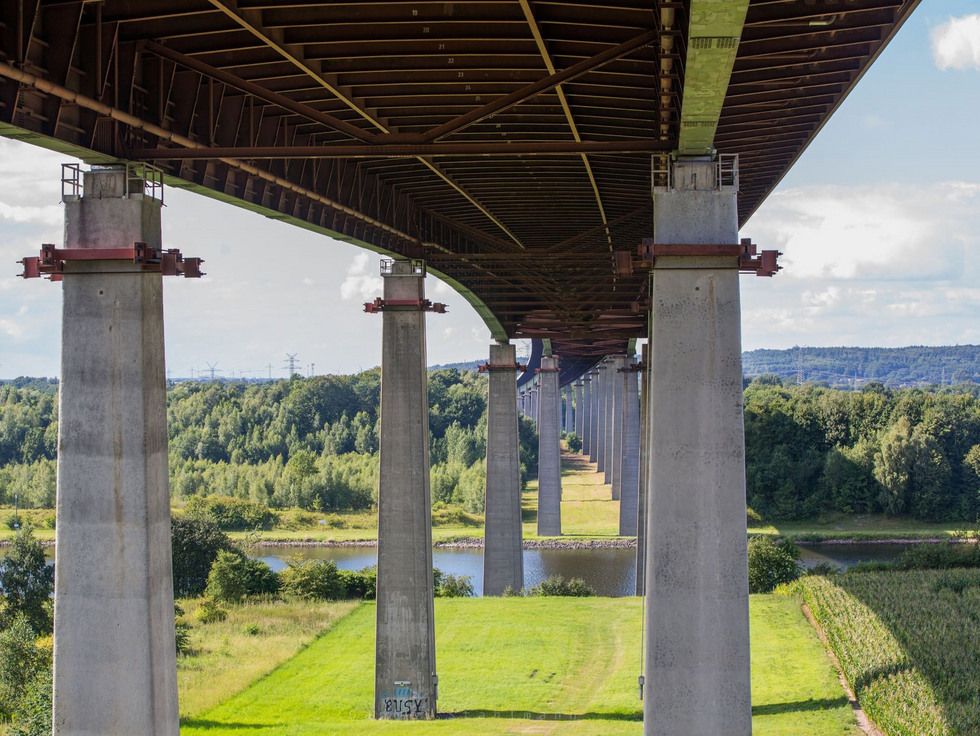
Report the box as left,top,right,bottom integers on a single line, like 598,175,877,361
180,718,274,731
751,696,850,716
439,709,641,722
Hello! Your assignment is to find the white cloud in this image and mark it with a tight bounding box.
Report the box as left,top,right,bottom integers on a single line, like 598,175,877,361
744,182,978,281
339,252,383,301
931,14,980,71
741,180,980,351
0,202,63,225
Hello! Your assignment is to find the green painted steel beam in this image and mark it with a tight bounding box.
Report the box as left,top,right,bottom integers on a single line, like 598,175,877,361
677,0,750,156
0,122,509,341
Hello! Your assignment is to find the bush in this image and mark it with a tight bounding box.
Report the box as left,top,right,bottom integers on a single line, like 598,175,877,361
746,507,765,527
174,603,191,656
278,560,346,600
747,536,801,593
6,666,51,736
529,575,595,597
185,495,279,531
433,568,475,597
0,525,54,634
562,432,582,453
338,567,376,599
192,596,228,624
204,551,279,603
0,617,44,717
897,541,980,570
171,516,236,597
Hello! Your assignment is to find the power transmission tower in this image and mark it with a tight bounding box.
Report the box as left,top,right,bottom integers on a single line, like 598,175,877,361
283,353,300,377
204,362,223,381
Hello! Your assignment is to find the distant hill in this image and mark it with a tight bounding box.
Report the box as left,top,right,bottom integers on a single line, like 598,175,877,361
743,345,980,388
428,359,484,372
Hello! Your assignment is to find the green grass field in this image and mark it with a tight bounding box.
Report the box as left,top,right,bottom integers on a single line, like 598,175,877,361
178,596,860,735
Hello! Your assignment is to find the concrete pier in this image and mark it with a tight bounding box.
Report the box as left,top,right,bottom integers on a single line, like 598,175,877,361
53,167,179,736
574,380,584,443
585,371,596,461
595,362,607,473
563,385,574,434
619,356,640,536
635,343,649,595
643,158,751,736
609,355,626,500
483,342,524,596
536,356,562,536
602,359,615,484
375,259,437,719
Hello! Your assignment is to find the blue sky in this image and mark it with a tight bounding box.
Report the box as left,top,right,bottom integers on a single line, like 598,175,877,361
1,1,978,378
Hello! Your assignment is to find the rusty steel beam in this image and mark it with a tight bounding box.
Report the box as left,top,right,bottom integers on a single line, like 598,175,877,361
420,28,661,143
130,140,674,160
141,41,376,143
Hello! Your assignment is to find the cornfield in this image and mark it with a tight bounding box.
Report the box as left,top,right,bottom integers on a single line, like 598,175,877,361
794,569,980,736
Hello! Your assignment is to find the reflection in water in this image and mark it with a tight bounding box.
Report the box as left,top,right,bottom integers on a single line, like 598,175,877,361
256,542,914,597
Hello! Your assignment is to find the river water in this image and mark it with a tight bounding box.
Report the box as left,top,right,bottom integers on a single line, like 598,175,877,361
0,540,924,597
255,542,917,597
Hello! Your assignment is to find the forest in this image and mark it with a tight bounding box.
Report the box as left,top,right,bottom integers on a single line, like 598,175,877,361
3,371,980,523
0,369,537,518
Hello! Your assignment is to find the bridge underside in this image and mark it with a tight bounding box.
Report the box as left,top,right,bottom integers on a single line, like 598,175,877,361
0,0,920,378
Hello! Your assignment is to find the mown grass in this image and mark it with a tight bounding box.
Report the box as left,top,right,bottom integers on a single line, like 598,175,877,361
177,598,359,718
179,596,858,735
794,569,980,736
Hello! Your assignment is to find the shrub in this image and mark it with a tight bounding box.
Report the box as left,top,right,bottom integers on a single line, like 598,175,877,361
747,536,801,593
897,541,980,570
0,525,54,634
529,575,596,597
192,596,228,624
278,560,346,600
174,603,191,656
746,507,765,527
338,567,376,599
171,515,236,597
433,569,475,597
204,551,279,603
562,432,582,453
185,495,279,531
6,665,51,736
0,617,44,717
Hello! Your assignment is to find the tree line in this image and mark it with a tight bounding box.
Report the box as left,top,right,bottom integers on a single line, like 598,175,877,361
6,371,980,522
745,376,980,521
0,369,539,516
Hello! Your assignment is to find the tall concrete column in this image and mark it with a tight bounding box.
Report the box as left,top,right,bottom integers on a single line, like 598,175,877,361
530,385,538,424
619,357,640,536
536,356,562,536
595,362,607,473
582,374,593,458
635,343,650,595
483,342,524,596
587,370,599,462
609,355,626,499
603,358,616,485
53,166,179,735
375,259,437,720
563,385,574,434
643,158,751,736
574,380,584,443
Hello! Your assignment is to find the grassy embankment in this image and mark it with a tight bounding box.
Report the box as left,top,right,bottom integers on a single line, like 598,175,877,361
793,569,980,736
176,595,860,736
